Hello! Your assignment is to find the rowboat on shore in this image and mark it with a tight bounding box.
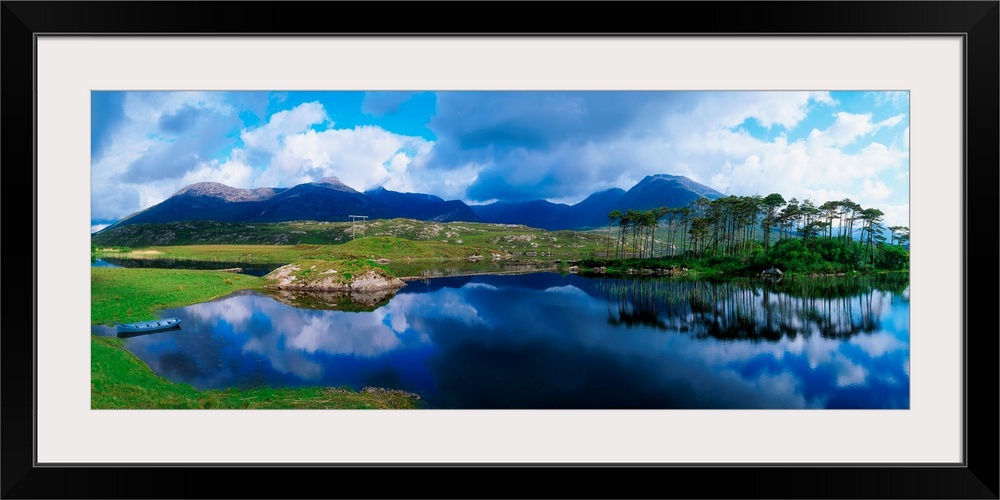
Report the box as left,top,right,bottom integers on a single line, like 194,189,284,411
115,317,182,335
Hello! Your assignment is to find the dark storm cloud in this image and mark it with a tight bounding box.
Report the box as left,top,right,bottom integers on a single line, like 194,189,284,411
465,169,568,202
426,91,685,202
432,92,668,145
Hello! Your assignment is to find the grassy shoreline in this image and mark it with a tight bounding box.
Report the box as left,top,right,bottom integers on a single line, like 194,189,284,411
90,267,424,409
92,336,422,409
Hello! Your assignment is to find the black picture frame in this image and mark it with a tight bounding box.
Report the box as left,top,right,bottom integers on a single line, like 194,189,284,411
3,2,997,498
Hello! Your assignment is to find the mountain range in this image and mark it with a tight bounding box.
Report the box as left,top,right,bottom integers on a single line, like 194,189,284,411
99,174,724,233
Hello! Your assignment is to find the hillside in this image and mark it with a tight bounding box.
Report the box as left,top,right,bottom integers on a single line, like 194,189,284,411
97,173,724,233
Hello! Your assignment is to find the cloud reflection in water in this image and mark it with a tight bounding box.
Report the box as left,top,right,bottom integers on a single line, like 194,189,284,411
109,273,908,409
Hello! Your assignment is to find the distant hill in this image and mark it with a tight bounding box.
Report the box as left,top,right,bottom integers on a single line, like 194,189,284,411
97,174,724,233
253,178,392,222
469,199,574,231
614,174,724,213
100,178,481,232
107,181,290,226
471,174,724,230
364,187,482,223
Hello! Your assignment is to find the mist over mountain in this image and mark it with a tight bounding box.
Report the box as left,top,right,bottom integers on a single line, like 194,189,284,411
97,174,724,233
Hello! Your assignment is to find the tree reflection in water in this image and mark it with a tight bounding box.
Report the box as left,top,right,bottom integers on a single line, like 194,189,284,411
597,273,909,343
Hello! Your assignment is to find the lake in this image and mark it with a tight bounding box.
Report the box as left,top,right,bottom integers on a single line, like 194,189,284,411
91,272,910,409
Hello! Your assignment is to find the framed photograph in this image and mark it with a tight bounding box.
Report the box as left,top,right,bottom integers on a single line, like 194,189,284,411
5,1,997,498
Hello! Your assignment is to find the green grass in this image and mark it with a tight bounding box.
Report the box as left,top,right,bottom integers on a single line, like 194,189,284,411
93,219,612,267
90,266,423,409
91,267,267,325
91,336,421,409
91,336,206,408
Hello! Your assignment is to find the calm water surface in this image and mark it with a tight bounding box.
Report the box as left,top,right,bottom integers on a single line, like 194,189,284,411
93,257,274,276
92,273,909,409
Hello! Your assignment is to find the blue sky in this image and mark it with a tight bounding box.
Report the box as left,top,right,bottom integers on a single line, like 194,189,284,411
91,91,909,231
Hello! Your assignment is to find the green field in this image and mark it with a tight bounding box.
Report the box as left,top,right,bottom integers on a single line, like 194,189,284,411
92,218,610,257
93,218,614,277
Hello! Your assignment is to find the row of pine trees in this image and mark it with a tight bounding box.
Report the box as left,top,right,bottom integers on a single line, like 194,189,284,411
604,194,909,266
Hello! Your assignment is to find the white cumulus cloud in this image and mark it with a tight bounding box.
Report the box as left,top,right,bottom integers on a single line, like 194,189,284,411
240,101,329,154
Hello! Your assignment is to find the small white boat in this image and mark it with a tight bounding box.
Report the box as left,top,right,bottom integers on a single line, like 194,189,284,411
115,317,182,334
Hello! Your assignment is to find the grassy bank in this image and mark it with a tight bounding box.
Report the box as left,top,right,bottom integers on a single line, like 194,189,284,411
91,267,423,409
91,267,268,325
92,336,421,409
